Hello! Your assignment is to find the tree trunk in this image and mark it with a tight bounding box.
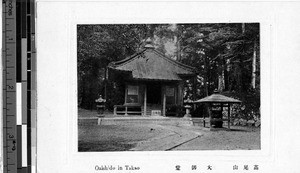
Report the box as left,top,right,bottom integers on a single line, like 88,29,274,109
204,57,209,96
218,74,224,92
224,59,230,91
236,57,243,93
176,37,181,61
104,67,107,100
193,76,197,101
251,39,257,89
218,54,225,92
148,24,156,38
173,24,182,61
238,23,245,92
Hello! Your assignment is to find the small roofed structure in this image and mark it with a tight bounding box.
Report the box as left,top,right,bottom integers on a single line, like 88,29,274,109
194,93,241,104
194,90,241,130
108,38,197,116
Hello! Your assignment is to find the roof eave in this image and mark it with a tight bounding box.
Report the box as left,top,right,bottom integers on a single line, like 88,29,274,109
194,100,242,104
108,49,146,67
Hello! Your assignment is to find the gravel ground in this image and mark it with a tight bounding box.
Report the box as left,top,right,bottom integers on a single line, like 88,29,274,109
78,123,260,151
78,124,168,152
173,126,261,150
78,108,119,118
78,108,260,151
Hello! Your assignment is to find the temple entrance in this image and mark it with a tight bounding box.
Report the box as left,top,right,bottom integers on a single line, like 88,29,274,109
147,84,161,104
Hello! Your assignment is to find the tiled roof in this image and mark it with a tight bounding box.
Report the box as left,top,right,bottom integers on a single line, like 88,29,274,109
108,48,196,81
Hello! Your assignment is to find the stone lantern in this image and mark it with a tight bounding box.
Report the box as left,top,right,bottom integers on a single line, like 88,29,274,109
95,95,106,114
184,105,192,118
95,95,106,125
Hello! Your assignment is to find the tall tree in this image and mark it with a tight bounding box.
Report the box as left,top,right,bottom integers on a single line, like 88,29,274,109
77,24,149,109
78,23,260,120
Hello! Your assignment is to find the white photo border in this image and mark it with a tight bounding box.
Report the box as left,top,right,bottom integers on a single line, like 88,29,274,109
37,1,276,172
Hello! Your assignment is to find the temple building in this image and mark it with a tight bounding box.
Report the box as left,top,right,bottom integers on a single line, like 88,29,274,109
108,39,197,116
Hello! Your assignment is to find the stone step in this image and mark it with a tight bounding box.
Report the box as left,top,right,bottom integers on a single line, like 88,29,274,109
91,117,193,126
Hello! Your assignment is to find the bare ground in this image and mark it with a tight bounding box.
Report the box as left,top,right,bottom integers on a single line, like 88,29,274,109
78,123,260,151
172,126,260,150
78,124,168,151
78,109,260,151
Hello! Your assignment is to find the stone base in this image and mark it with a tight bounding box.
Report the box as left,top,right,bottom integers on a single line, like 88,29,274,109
94,117,192,126
183,114,191,118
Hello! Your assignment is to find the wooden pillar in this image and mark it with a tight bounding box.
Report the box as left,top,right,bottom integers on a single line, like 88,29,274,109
208,103,212,129
221,103,223,128
163,86,166,116
113,106,117,116
144,85,147,116
125,106,128,116
124,84,128,104
178,82,184,105
228,103,231,129
98,118,102,125
193,75,197,103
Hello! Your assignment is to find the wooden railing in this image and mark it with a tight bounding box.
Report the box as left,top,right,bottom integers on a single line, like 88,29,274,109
113,104,142,116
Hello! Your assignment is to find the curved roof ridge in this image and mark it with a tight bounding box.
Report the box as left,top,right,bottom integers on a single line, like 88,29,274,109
108,47,197,81
110,48,197,74
152,49,197,73
109,49,147,67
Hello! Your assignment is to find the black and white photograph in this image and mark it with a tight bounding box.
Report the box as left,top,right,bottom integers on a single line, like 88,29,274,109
32,1,300,172
77,23,261,152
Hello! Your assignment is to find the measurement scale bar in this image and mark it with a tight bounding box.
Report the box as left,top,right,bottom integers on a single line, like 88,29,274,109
2,0,36,173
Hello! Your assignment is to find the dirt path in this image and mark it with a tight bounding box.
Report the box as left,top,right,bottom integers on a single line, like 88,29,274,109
130,124,203,151
172,126,261,150
78,113,260,151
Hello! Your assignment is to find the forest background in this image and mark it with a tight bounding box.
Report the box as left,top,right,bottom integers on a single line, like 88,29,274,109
77,23,260,122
